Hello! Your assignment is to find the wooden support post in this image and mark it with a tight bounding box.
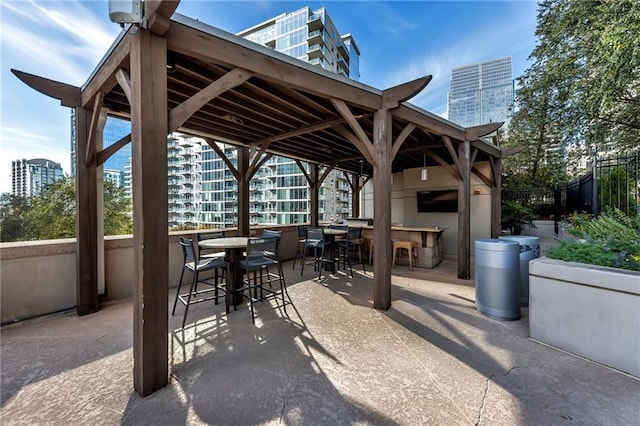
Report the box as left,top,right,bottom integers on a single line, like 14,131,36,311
237,146,250,235
351,172,361,218
130,29,168,396
490,157,502,238
75,107,98,316
372,109,392,310
457,140,471,280
310,164,319,226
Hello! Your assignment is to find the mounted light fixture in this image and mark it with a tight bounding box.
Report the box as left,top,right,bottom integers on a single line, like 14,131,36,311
359,160,365,186
421,152,428,181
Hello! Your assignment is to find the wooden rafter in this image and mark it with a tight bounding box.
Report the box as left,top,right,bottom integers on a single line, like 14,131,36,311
471,166,493,187
167,20,382,110
144,0,180,35
85,94,106,167
82,36,131,107
97,133,132,166
319,164,334,185
11,70,80,107
115,69,132,104
442,135,462,176
465,122,503,140
333,124,376,167
381,75,431,109
169,68,253,132
424,148,460,180
501,146,526,159
204,138,239,180
391,123,416,161
295,159,312,186
253,116,353,146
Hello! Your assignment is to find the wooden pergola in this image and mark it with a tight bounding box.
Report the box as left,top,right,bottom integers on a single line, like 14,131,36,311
13,1,509,395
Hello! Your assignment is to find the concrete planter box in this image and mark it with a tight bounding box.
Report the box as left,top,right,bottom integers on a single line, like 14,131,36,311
529,257,640,378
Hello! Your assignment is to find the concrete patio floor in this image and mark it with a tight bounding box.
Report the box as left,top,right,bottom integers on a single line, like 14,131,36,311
2,258,639,425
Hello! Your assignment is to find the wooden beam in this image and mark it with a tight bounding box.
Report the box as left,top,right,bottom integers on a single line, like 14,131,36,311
74,107,98,316
246,152,273,182
144,0,179,35
310,164,319,226
381,75,431,109
395,105,466,141
372,108,393,310
168,68,253,132
203,138,240,180
331,98,373,146
490,156,502,238
333,125,377,167
424,148,460,180
82,36,131,108
237,146,250,235
470,148,479,165
131,29,168,396
391,123,415,161
501,146,526,159
471,166,493,187
253,116,352,146
470,139,501,159
97,133,132,166
11,69,81,107
115,69,132,104
465,122,503,140
319,164,335,186
85,94,106,167
295,159,312,186
167,20,383,110
457,140,471,280
443,135,462,176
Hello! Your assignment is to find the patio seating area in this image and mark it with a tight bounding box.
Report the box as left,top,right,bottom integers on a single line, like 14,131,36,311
2,258,638,425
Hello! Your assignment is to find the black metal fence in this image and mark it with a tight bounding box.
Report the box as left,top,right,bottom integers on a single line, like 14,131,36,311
503,151,639,234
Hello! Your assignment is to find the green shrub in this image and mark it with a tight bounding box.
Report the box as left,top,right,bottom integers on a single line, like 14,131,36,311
547,208,640,271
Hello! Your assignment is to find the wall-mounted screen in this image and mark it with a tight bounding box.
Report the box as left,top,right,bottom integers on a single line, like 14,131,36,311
417,190,458,212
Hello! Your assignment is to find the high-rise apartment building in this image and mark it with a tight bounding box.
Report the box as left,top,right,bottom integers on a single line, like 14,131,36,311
11,158,63,197
197,5,361,227
238,6,361,81
448,57,514,128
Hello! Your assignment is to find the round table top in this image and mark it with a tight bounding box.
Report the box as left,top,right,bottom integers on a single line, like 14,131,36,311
323,228,347,235
199,237,249,249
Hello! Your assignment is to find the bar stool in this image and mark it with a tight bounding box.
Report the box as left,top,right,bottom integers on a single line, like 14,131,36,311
392,240,418,270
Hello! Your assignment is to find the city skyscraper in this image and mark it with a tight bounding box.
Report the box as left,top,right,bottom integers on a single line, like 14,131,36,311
196,5,361,227
70,110,131,188
11,158,63,197
238,6,361,81
447,57,514,128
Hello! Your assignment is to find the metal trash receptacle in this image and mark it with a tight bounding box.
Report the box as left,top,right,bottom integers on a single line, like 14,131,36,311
499,235,540,306
475,239,521,320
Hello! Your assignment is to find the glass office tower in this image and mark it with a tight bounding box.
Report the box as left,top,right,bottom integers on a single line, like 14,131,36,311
448,57,514,128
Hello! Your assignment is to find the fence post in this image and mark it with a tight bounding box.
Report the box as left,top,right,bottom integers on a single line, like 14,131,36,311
592,156,598,217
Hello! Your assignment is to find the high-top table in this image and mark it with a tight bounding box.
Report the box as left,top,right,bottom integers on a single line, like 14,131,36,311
199,237,249,306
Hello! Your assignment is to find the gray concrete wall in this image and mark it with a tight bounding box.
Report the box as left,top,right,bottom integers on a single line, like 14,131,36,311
0,225,299,324
529,257,640,378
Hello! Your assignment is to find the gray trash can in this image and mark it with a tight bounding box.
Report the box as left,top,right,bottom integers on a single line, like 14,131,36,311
475,239,521,320
499,235,540,306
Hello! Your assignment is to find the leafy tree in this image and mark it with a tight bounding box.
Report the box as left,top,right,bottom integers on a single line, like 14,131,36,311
0,193,29,241
23,177,77,239
18,176,133,241
503,0,640,184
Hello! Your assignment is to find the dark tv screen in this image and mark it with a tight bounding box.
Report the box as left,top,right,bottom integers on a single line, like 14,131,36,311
417,190,458,212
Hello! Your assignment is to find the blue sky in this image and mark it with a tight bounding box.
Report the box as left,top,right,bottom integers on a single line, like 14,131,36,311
0,0,539,193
